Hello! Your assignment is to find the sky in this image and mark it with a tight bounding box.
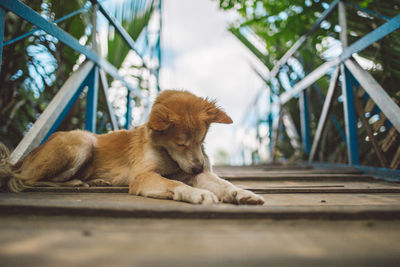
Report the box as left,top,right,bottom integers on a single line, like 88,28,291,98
159,0,266,163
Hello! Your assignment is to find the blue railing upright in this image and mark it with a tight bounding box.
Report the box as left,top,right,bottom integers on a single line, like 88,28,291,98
0,0,161,164
232,0,400,175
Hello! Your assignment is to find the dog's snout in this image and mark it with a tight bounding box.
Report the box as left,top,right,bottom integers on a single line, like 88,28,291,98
191,164,204,174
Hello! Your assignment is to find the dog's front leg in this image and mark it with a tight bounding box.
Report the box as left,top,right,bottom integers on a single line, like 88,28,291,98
129,172,218,205
192,171,264,205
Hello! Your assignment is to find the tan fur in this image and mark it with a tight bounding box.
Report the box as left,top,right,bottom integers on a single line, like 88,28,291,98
0,90,264,205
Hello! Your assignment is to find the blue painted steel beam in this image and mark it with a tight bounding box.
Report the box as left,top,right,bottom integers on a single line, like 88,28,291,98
0,0,143,99
299,90,311,154
267,94,273,157
92,0,147,69
4,5,90,46
277,14,400,109
269,0,340,78
344,1,390,21
340,64,359,165
339,14,400,62
312,85,346,143
42,66,94,143
0,7,5,72
125,91,132,129
97,113,108,134
85,66,99,132
156,0,162,91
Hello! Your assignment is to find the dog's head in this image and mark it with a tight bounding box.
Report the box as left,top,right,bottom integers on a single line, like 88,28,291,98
147,90,232,174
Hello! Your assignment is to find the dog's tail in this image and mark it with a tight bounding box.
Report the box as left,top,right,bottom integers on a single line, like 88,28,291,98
0,142,12,189
0,143,28,192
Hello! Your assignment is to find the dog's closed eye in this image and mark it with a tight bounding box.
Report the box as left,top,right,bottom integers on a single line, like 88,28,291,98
176,142,187,148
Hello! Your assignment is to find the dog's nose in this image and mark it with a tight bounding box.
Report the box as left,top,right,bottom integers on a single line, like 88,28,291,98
191,165,204,174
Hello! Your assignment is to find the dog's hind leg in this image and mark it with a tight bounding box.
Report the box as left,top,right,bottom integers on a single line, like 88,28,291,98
33,179,90,188
9,130,96,192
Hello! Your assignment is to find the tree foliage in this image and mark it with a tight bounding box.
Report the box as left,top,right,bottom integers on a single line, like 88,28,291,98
0,0,154,150
0,0,88,148
218,0,400,168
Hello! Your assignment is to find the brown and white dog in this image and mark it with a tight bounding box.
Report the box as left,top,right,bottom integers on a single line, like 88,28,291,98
0,90,264,205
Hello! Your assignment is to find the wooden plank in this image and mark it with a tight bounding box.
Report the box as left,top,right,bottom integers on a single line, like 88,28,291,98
0,216,399,266
260,193,400,206
215,168,363,175
250,188,400,194
214,164,314,171
233,180,400,189
221,173,375,182
22,185,400,194
1,192,400,220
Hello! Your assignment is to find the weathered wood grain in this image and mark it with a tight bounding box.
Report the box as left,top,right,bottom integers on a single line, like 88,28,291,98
0,216,399,266
1,164,400,266
1,192,400,220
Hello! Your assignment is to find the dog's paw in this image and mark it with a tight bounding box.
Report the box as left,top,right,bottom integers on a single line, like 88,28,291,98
231,189,264,205
87,179,112,186
174,186,218,205
63,179,90,187
192,189,219,205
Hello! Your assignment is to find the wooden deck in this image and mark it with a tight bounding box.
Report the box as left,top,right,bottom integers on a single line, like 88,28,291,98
1,164,400,266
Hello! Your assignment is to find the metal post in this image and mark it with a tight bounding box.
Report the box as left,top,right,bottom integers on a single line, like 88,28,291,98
270,106,281,160
299,89,311,154
267,90,273,160
0,7,6,72
345,58,400,134
84,3,99,133
341,64,359,165
281,107,302,151
91,2,98,53
99,69,119,130
338,1,348,48
309,66,340,162
125,90,132,129
156,0,162,91
339,0,359,165
85,66,99,132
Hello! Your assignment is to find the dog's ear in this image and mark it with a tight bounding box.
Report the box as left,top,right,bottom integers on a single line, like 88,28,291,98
204,100,233,124
148,104,177,131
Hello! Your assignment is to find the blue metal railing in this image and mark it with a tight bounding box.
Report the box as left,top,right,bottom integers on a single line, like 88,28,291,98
3,4,91,47
0,0,161,163
234,0,400,173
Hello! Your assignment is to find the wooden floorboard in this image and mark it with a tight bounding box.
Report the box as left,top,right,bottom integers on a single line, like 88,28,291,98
0,216,399,266
1,192,400,220
222,173,377,181
1,164,400,266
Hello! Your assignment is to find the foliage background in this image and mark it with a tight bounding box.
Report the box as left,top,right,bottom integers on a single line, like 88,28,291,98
0,0,155,149
218,0,400,168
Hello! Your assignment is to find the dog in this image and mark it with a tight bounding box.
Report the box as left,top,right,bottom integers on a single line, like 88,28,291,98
0,90,264,205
